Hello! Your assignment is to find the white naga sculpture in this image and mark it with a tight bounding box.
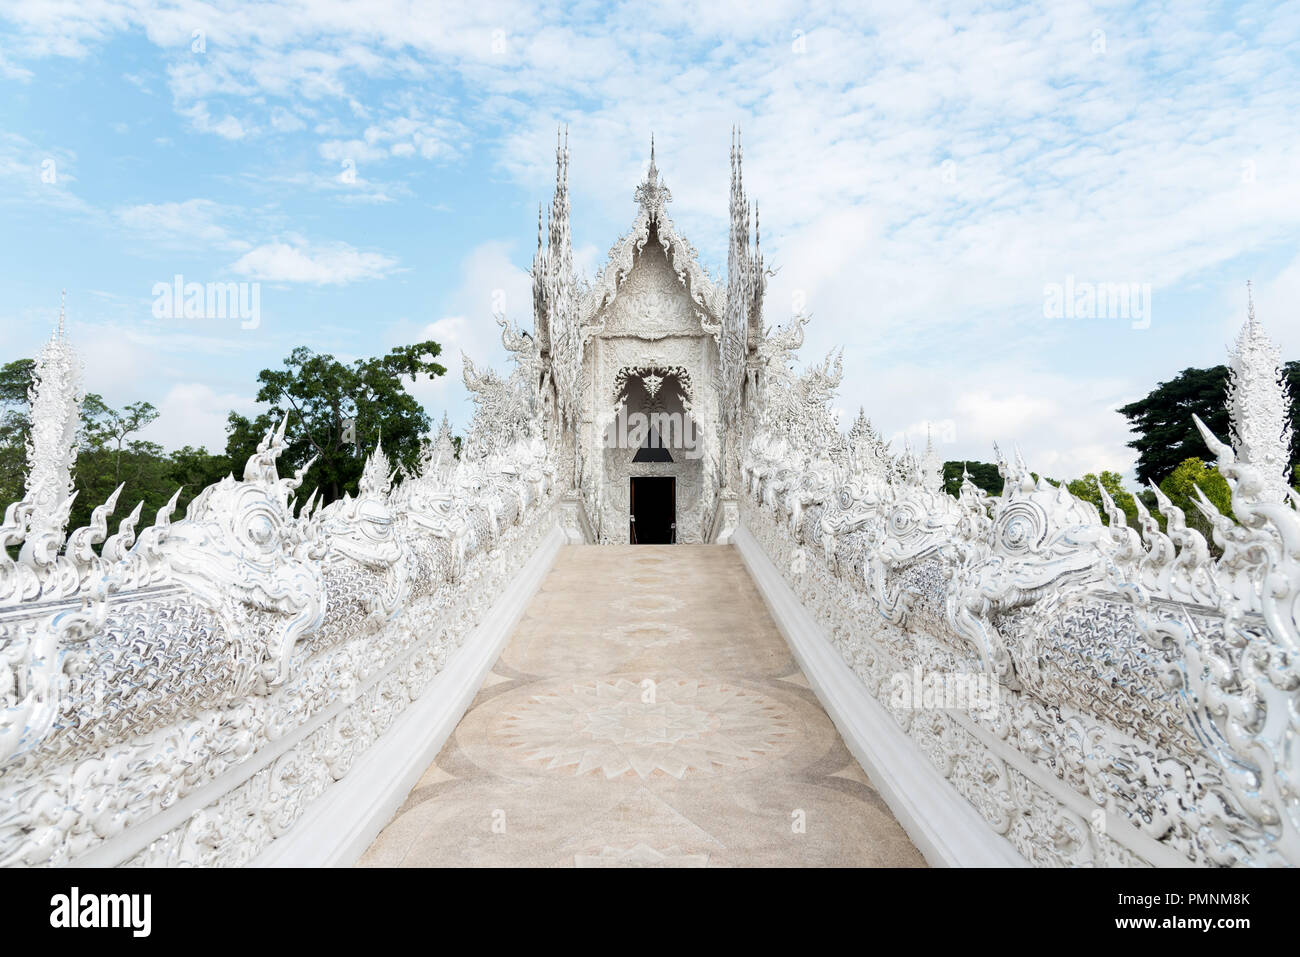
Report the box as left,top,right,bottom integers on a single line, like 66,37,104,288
1,133,1297,868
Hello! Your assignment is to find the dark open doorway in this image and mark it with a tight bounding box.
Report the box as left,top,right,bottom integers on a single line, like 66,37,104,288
630,476,676,544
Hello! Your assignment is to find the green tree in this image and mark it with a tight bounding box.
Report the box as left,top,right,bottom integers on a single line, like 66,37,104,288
0,358,35,507
81,397,159,486
1066,471,1139,527
0,365,189,533
1159,456,1233,541
69,394,173,532
942,460,1002,498
226,342,446,503
1119,362,1300,486
167,445,233,494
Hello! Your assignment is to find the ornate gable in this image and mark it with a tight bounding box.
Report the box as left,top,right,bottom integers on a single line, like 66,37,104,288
590,230,711,341
581,139,724,342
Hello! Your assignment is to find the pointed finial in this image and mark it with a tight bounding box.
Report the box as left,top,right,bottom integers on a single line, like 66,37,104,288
735,130,744,192
58,288,66,336
1247,279,1255,324
650,132,655,165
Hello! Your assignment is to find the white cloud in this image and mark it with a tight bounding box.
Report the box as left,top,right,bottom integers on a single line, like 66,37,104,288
3,0,1300,481
0,131,91,213
180,101,250,140
231,239,399,284
0,51,34,81
269,106,306,132
140,382,257,452
116,198,235,248
385,240,532,433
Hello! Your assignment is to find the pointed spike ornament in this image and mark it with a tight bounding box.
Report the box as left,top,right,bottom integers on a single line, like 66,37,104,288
22,292,84,548
1225,281,1292,503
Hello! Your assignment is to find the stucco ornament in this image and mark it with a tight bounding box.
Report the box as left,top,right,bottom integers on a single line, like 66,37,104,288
21,294,82,553
160,416,327,692
740,278,1300,867
0,294,563,865
319,446,409,621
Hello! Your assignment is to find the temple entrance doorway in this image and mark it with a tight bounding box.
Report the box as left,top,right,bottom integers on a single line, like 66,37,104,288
630,477,676,544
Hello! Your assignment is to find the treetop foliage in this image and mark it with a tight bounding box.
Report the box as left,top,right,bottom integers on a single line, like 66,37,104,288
1118,362,1300,486
1,340,448,535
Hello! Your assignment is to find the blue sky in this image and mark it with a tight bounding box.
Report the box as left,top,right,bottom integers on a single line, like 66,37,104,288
1,0,1297,480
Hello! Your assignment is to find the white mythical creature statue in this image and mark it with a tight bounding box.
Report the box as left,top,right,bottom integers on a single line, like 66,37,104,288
868,452,968,626
318,445,409,622
942,449,1105,689
159,415,327,692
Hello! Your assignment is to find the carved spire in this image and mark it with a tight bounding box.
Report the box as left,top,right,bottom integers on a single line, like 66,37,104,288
359,443,392,498
634,131,671,217
1226,281,1293,503
921,425,944,493
548,124,571,273
846,407,888,480
533,123,582,439
719,126,759,469
532,202,549,353
23,292,84,547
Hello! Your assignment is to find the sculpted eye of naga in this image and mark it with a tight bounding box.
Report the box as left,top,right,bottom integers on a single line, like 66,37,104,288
357,500,393,539
996,502,1046,554
245,512,276,549
889,504,918,536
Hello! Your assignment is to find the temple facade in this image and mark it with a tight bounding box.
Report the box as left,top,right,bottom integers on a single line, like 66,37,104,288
525,131,766,544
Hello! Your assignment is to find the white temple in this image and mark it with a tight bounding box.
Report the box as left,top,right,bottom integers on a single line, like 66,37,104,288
2,131,1299,870
505,130,765,545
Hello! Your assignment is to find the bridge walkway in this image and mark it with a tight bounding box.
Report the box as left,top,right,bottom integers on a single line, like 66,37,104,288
359,544,924,867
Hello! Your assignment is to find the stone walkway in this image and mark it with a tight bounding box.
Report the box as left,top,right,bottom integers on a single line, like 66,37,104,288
359,545,925,867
